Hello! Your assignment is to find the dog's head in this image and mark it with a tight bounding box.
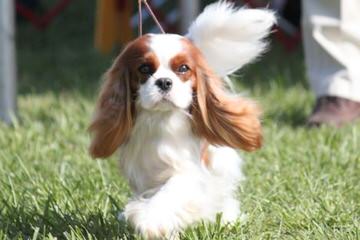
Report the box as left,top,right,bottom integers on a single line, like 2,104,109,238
88,2,275,158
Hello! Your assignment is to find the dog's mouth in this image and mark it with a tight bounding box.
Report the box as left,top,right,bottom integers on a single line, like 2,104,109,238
161,94,172,102
153,95,177,111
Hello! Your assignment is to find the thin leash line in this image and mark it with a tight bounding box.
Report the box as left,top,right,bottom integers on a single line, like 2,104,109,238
138,0,165,36
142,0,165,34
138,0,142,36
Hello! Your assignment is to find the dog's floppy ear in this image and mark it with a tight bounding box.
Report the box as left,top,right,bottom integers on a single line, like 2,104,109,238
88,54,135,158
192,57,262,151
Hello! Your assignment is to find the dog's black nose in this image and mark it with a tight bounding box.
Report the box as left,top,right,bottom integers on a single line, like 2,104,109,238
155,78,172,92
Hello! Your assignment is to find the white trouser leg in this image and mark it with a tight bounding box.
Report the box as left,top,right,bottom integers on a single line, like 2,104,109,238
302,0,360,102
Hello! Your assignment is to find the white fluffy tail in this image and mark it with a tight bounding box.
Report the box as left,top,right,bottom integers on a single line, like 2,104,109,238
187,1,276,77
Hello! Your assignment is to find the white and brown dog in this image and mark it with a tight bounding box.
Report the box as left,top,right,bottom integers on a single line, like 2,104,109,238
89,2,275,239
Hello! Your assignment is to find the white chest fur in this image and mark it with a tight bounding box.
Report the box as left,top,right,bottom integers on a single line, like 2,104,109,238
119,110,201,195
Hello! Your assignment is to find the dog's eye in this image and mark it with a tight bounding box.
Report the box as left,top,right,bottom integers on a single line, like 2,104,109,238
138,64,154,75
177,64,190,73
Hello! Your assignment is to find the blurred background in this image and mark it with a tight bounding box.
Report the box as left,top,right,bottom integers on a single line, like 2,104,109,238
1,0,304,124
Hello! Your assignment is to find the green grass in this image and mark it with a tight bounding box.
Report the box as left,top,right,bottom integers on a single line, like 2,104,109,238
1,1,359,239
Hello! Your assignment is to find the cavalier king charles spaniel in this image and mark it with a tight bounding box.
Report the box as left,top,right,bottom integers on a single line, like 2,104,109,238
89,2,275,239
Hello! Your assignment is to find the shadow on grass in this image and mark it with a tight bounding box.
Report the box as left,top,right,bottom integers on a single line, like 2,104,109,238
231,41,312,128
1,197,134,239
265,104,310,128
235,41,308,91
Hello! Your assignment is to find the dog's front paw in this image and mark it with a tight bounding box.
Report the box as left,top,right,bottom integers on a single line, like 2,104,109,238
124,201,179,239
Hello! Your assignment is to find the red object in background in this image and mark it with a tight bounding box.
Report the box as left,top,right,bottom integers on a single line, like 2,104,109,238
242,0,301,51
16,0,72,30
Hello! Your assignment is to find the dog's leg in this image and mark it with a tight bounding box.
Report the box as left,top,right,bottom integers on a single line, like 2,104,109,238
207,146,244,223
123,174,205,239
220,197,241,223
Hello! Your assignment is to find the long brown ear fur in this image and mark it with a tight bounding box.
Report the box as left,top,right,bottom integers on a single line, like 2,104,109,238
192,58,262,151
88,57,135,158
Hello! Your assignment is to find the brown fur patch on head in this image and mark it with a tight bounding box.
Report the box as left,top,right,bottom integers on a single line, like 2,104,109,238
169,53,194,82
88,35,156,158
181,38,263,151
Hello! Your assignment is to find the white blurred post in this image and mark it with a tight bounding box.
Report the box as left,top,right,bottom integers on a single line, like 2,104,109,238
179,0,200,34
0,0,16,123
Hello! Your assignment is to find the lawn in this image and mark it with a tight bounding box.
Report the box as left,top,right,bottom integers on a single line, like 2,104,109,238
1,1,359,239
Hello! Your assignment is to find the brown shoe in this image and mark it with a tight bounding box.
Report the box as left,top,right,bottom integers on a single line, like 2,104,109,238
307,96,360,127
